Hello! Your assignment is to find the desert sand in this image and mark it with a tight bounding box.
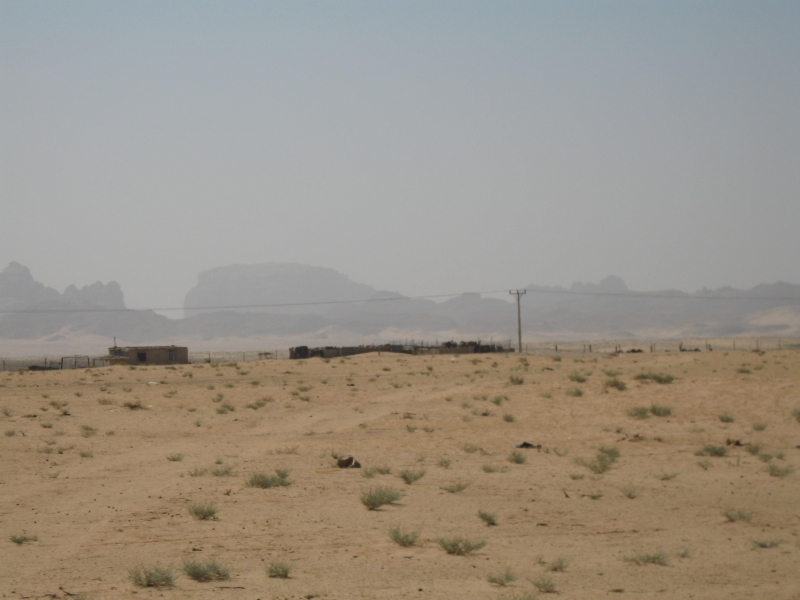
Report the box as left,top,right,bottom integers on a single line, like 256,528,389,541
1,349,798,599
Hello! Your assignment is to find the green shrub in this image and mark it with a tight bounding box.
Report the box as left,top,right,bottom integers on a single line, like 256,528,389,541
533,576,557,593
166,454,184,462
361,486,402,510
719,413,735,423
245,470,291,489
634,372,674,384
442,481,470,493
623,551,668,566
605,377,626,391
503,413,516,422
188,501,218,520
399,469,426,484
696,445,727,457
568,372,587,383
477,510,497,526
183,559,230,581
267,562,292,578
509,375,524,386
437,537,486,555
650,405,672,417
723,510,752,523
576,446,620,474
628,407,649,419
388,526,420,547
508,451,527,464
129,565,175,587
565,387,583,397
10,534,37,545
768,463,793,478
487,569,516,586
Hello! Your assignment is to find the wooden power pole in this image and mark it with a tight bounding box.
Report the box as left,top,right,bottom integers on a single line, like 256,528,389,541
509,290,526,353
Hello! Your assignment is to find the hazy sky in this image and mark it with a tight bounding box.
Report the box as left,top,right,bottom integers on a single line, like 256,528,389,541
2,1,799,311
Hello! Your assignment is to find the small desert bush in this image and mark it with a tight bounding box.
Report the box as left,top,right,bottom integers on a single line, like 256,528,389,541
503,413,516,422
604,377,626,391
10,534,38,545
550,557,569,572
724,510,752,523
388,526,420,547
438,537,486,555
768,463,793,478
487,568,516,586
696,445,727,457
129,564,175,587
188,467,208,477
361,486,402,510
533,577,557,593
623,551,668,566
123,400,143,409
509,375,524,386
650,404,672,417
658,472,679,481
97,398,114,405
442,481,470,493
576,446,620,474
483,464,502,473
745,444,761,455
751,539,781,549
183,559,230,581
246,470,291,488
80,425,97,437
719,413,735,423
267,562,292,578
508,451,527,464
477,509,497,526
212,465,233,476
568,372,587,383
565,387,584,397
5,429,15,437
79,450,93,458
569,473,585,480
166,453,184,462
634,372,674,384
752,422,767,431
621,486,638,499
188,501,218,520
628,407,649,419
437,458,451,469
399,469,426,484
792,407,800,423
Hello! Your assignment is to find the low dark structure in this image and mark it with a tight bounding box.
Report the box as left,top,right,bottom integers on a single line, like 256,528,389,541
107,345,188,365
289,341,511,359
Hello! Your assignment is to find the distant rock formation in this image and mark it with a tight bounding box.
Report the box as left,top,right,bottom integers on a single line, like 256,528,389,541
184,262,376,317
1,261,799,344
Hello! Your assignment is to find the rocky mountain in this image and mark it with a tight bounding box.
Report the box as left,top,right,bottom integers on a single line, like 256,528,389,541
0,261,799,347
184,263,376,317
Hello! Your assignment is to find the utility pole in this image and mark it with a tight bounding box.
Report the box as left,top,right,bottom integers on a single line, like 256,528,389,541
509,290,526,354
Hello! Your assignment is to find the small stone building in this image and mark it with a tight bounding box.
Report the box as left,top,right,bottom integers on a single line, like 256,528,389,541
108,345,188,365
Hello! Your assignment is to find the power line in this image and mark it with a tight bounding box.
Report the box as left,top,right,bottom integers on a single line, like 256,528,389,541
0,286,798,315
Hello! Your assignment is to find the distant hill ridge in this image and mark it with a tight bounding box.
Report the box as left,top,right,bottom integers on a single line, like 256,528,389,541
1,261,799,344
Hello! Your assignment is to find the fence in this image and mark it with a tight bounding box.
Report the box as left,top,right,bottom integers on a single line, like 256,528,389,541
2,336,799,371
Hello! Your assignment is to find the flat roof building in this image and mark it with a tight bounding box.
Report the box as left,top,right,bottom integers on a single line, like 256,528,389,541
107,345,188,365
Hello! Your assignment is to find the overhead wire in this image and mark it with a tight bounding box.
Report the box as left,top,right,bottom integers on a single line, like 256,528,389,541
0,286,798,315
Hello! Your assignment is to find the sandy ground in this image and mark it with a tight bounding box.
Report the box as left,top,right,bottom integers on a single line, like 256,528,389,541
1,350,799,599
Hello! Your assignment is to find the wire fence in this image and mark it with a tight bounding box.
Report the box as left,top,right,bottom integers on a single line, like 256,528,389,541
1,336,798,371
